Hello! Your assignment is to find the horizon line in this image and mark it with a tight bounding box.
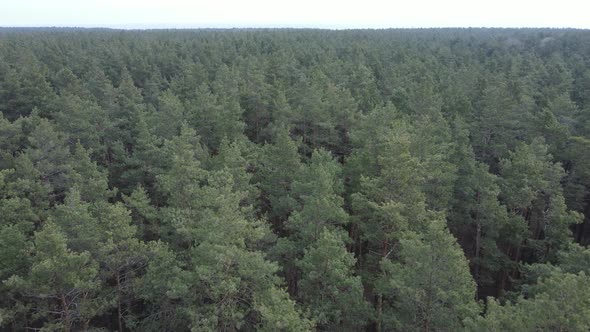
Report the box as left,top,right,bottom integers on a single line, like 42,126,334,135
1,24,589,31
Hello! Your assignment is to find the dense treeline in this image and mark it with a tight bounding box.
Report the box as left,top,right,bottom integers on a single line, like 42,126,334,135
1,28,590,331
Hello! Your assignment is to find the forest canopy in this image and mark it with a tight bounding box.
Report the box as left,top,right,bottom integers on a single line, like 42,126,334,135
1,28,590,331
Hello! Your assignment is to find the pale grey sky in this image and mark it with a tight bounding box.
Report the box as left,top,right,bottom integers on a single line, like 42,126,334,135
1,0,589,29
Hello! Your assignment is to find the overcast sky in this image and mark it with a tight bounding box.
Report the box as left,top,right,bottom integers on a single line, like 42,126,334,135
1,0,589,29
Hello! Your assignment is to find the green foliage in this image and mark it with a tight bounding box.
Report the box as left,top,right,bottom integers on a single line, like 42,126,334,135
297,229,371,330
256,127,302,224
0,225,31,281
288,149,348,244
133,241,192,330
1,28,590,331
6,222,101,331
379,220,479,331
254,287,315,332
448,121,516,289
467,272,590,331
499,138,582,263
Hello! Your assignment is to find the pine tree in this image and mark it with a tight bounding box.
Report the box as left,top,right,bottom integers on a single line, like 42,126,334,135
156,126,311,330
467,272,590,331
255,127,302,228
52,189,148,331
379,220,479,331
6,222,100,331
288,149,348,245
448,119,514,295
297,229,371,330
499,138,581,271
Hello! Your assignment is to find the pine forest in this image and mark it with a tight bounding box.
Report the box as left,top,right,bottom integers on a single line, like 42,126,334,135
1,28,590,331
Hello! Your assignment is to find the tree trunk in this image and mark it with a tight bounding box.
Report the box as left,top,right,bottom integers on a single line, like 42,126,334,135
375,240,390,332
82,291,90,331
117,271,124,332
474,191,482,294
423,295,431,332
474,221,481,286
376,294,383,332
61,294,71,332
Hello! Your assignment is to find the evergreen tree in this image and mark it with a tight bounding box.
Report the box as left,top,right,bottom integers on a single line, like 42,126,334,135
6,222,100,331
297,229,371,330
467,272,590,331
156,126,311,331
379,220,479,331
255,127,302,228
